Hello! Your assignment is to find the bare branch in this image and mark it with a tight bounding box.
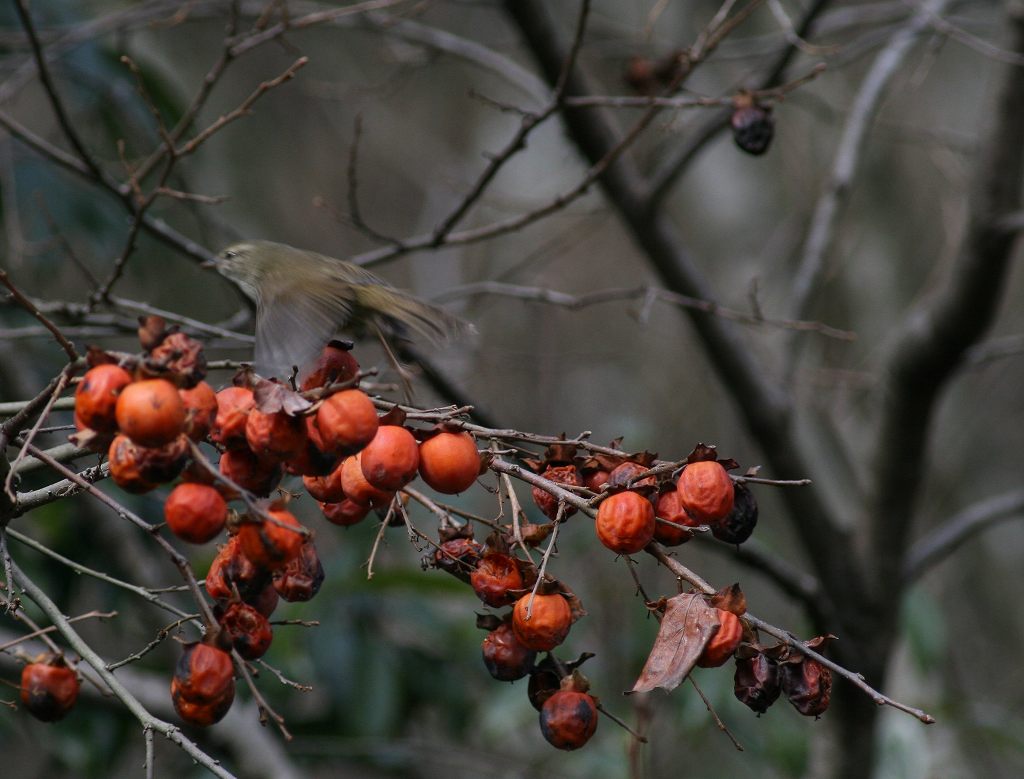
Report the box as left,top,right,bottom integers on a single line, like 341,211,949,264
787,0,954,327
867,9,1024,589
903,489,1024,583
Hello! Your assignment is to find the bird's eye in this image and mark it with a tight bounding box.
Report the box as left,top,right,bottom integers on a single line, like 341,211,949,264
223,250,237,259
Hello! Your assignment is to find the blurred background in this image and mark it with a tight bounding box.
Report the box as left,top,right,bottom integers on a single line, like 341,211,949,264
0,1,1022,777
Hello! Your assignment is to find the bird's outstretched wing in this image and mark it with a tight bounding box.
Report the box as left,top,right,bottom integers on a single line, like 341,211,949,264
255,282,354,380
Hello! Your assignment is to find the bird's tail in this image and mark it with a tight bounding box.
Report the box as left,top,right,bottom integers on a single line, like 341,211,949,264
354,285,474,344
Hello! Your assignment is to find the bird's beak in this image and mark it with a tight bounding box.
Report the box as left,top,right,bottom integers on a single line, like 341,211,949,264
200,257,217,269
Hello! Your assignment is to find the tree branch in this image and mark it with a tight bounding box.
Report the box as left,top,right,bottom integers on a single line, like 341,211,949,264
868,8,1024,592
903,488,1024,584
501,0,866,627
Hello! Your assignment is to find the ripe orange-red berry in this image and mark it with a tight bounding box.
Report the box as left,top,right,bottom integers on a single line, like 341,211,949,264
75,364,132,433
359,425,419,491
512,592,573,651
677,461,735,523
236,508,305,571
164,483,227,544
340,454,394,508
595,491,655,554
418,432,480,494
653,489,699,546
315,389,378,455
696,609,744,668
115,379,186,447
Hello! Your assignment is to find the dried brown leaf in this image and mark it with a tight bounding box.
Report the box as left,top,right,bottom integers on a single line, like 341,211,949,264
629,592,720,694
709,583,747,616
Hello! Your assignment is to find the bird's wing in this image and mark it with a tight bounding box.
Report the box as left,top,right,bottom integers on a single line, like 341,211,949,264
255,283,354,380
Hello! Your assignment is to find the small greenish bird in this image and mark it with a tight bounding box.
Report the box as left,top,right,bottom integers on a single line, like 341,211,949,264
209,240,469,381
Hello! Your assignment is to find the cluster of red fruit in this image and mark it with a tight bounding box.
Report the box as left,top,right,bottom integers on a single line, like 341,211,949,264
527,443,758,556
427,523,599,750
64,319,485,727
32,317,811,745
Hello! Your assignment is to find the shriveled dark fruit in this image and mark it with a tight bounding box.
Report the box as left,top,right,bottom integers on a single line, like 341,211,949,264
218,447,283,497
734,653,781,714
781,657,832,717
431,537,482,582
164,483,227,544
273,540,325,602
320,498,371,527
179,381,218,441
531,465,581,521
653,489,699,546
712,482,758,545
115,378,186,447
285,429,338,477
172,642,234,705
581,468,609,492
210,387,254,449
245,409,307,462
303,460,346,503
470,552,523,607
482,621,536,681
512,592,572,651
74,364,132,433
218,602,274,660
595,491,655,554
528,660,562,712
236,508,306,571
108,434,188,493
20,655,79,722
148,331,207,387
248,582,280,618
731,103,774,156
539,690,598,750
606,461,655,491
300,342,360,391
696,609,744,668
205,535,271,604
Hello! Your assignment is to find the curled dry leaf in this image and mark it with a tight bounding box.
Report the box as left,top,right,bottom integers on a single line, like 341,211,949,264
629,592,720,694
253,379,312,416
685,442,739,471
709,583,747,616
377,405,407,427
